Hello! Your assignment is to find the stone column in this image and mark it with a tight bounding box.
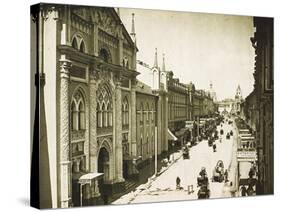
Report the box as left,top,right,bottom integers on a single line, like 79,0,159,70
157,94,162,155
59,58,72,208
115,81,124,182
118,34,124,66
130,81,137,157
89,72,98,173
93,24,99,57
88,71,100,198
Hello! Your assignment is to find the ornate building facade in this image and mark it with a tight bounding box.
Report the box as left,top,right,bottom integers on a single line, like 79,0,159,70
251,17,274,195
31,4,140,208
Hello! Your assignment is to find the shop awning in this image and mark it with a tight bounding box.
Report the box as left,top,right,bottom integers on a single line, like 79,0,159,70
168,129,177,141
78,173,104,185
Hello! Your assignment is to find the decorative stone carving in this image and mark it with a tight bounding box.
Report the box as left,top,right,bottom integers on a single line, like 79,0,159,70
91,8,119,36
59,58,72,208
71,130,86,141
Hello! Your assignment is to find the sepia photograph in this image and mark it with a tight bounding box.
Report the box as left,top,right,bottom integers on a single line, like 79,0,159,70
30,3,273,209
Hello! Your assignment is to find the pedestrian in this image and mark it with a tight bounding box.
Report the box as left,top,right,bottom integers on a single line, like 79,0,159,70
176,176,181,190
224,170,229,182
241,185,247,196
246,185,254,196
229,182,236,197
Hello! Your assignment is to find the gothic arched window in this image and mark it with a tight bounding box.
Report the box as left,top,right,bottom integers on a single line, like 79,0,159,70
80,40,85,53
146,103,150,121
71,89,85,131
99,48,109,63
71,102,77,130
140,103,144,124
78,101,85,130
97,102,102,128
72,37,78,49
97,84,112,128
122,97,129,126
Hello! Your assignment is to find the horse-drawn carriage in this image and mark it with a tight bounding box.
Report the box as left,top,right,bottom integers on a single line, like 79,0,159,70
197,167,209,186
197,184,210,199
212,160,224,182
197,167,211,199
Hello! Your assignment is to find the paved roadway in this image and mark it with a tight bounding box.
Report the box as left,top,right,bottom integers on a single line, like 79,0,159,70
113,120,236,204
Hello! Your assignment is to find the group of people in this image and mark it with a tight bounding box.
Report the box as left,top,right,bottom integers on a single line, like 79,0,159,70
240,163,257,196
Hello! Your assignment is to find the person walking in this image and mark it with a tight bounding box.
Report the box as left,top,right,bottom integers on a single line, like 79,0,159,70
224,169,229,182
241,185,247,196
246,185,254,196
176,176,181,190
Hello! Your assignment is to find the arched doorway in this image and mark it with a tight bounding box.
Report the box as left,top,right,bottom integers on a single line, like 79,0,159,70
97,147,110,204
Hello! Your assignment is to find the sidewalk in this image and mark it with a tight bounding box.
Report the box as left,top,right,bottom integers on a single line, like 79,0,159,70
113,151,183,204
222,117,238,197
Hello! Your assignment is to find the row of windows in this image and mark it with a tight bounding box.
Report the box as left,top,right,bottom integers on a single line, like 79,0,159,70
138,111,155,122
169,104,187,119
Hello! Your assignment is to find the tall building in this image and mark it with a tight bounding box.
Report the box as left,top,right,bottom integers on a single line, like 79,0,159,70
252,17,274,195
31,4,140,208
209,82,217,102
232,85,243,114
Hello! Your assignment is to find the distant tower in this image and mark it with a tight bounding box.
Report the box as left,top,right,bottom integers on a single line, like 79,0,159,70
161,53,167,91
234,85,243,114
152,48,159,90
235,85,243,101
209,81,217,102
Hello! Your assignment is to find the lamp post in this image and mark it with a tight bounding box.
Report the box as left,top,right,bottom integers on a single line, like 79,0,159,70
154,126,158,176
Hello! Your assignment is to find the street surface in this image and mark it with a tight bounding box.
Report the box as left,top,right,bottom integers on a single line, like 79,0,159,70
113,120,236,204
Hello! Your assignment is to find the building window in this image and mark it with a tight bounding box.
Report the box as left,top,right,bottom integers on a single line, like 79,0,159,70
97,103,102,127
78,101,85,130
71,89,85,131
97,83,112,128
72,35,87,53
122,97,129,126
80,40,85,53
140,103,144,124
71,102,78,130
146,103,149,122
72,37,78,49
99,48,110,63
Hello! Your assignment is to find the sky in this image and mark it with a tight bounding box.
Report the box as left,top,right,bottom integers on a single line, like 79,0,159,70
119,8,256,101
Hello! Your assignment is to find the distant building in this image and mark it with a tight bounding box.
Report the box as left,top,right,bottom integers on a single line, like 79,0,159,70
209,82,217,102
217,85,243,116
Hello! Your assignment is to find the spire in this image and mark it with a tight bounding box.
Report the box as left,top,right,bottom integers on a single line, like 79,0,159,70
130,13,136,43
162,53,166,72
153,48,158,68
210,81,213,89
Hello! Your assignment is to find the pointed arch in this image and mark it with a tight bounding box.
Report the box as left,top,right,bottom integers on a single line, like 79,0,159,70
71,37,78,49
97,82,113,128
79,40,85,53
99,46,112,63
71,87,87,131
